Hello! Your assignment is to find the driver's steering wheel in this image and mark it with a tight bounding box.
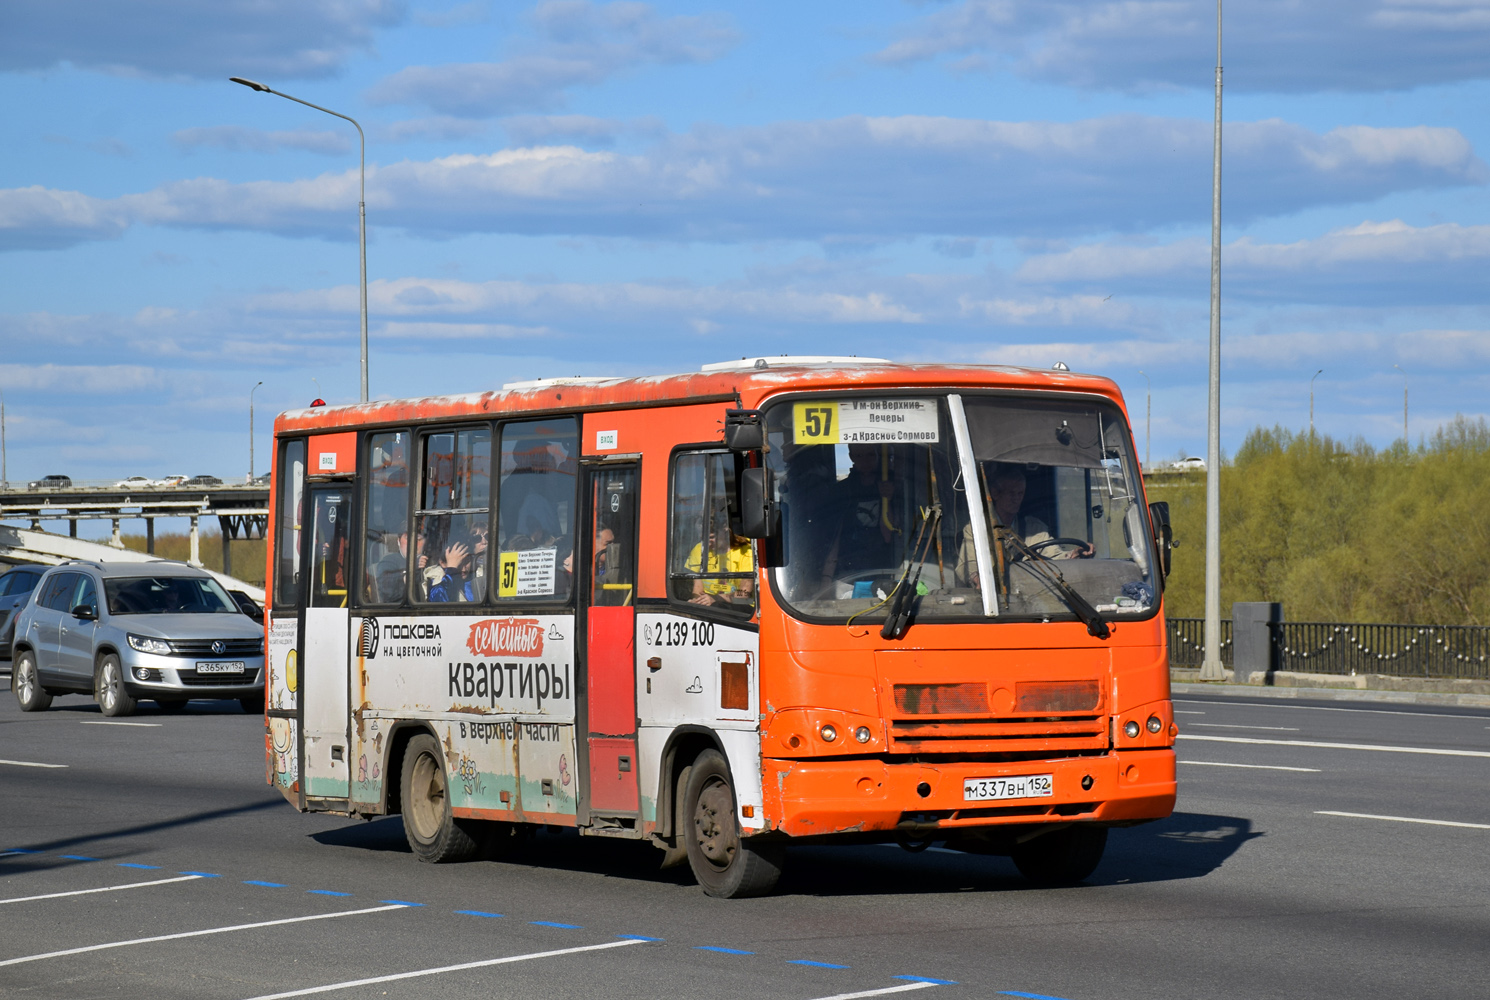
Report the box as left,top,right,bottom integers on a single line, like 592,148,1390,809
1026,537,1094,558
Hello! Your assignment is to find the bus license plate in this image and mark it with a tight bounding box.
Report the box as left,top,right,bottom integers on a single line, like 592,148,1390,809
195,661,246,674
964,774,1054,802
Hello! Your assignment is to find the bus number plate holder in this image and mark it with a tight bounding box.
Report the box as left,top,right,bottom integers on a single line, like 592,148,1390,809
963,774,1054,802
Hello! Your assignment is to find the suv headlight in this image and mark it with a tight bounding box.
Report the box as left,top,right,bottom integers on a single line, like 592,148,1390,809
127,634,172,655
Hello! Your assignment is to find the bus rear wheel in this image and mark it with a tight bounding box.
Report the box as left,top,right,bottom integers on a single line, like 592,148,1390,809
683,749,783,898
399,734,480,863
1011,825,1107,886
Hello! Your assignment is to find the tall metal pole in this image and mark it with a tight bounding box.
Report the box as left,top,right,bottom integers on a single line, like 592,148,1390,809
250,381,263,483
1394,364,1408,444
1200,0,1226,682
0,386,7,490
1310,369,1323,437
231,77,369,402
1138,371,1152,471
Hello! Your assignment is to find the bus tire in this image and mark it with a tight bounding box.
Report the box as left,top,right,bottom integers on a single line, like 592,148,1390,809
95,654,137,718
15,651,51,712
1011,825,1107,887
399,734,480,863
683,749,783,898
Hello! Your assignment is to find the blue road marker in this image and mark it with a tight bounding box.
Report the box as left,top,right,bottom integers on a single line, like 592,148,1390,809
695,946,754,955
895,976,959,985
999,993,1070,999
179,871,221,877
242,880,286,887
117,863,161,869
60,855,97,861
456,910,505,918
530,920,582,929
381,900,423,907
2,849,40,854
617,934,664,941
789,960,850,969
308,890,352,897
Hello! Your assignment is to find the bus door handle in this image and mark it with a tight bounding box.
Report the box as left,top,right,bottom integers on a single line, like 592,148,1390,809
618,756,632,773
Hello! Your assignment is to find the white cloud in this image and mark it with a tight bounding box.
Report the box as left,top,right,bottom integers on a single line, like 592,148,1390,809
6,116,1478,250
0,0,405,80
1017,219,1490,303
877,1,1490,93
173,126,351,156
367,1,738,116
0,186,129,251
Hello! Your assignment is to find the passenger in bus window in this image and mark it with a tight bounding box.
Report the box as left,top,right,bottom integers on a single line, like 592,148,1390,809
686,520,755,608
375,531,408,603
821,444,902,582
427,536,476,602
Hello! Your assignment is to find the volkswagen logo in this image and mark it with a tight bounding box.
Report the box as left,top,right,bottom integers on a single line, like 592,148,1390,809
210,640,227,655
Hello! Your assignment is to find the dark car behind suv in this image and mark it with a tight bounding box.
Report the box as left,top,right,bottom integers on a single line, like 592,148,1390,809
0,565,45,658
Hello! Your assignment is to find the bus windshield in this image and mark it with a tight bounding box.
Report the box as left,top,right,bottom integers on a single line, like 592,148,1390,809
765,392,1155,623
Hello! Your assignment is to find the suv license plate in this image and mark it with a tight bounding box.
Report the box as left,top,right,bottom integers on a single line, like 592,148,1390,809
195,661,246,674
964,773,1054,802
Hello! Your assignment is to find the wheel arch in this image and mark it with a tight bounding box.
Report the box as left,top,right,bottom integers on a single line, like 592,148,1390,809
379,720,442,816
653,724,728,841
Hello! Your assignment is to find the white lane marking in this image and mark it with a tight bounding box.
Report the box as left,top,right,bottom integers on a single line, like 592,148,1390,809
0,759,67,769
1177,734,1490,758
241,938,649,999
1174,710,1207,715
0,874,201,905
1189,723,1300,731
0,903,405,967
1317,811,1490,830
80,721,162,728
1181,760,1320,772
807,985,941,1000
1175,698,1489,721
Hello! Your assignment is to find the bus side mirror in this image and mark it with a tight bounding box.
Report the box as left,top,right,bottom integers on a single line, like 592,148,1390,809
1148,501,1172,578
738,466,777,539
723,409,764,452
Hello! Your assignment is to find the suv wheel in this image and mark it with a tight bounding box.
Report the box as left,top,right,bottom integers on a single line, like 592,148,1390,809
15,651,52,712
95,654,137,717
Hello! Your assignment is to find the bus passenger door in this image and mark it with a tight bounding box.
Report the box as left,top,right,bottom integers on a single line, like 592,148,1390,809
300,485,352,803
581,462,640,823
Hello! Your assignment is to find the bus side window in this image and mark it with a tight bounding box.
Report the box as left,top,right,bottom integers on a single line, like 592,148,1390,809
413,426,492,604
669,451,755,614
362,431,411,605
496,417,577,602
273,439,306,609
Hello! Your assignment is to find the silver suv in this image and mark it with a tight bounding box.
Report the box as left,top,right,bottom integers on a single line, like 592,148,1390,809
10,561,265,717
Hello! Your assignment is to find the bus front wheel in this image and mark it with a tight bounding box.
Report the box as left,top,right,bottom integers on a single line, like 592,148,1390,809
683,749,783,898
399,734,480,863
1011,825,1107,886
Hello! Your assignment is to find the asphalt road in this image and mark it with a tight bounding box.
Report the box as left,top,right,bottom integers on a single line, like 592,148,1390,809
2,684,1488,1000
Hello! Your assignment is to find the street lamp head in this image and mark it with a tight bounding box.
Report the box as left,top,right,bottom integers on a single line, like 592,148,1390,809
230,76,270,92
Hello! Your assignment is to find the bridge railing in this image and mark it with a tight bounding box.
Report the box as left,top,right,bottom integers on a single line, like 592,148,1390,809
1165,617,1233,668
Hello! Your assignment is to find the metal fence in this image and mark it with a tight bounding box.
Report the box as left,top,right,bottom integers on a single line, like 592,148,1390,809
1272,622,1490,681
1167,617,1490,680
1165,617,1233,668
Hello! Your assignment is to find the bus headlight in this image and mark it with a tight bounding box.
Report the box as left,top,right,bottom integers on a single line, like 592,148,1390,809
820,724,837,743
1147,715,1163,734
1124,720,1141,739
854,726,871,744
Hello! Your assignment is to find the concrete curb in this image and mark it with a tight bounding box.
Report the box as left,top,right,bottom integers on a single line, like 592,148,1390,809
1172,679,1490,710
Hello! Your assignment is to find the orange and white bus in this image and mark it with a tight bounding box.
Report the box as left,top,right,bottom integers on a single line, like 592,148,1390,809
262,358,1176,897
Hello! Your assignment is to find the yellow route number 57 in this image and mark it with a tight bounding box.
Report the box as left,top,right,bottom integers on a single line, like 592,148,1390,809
793,402,839,444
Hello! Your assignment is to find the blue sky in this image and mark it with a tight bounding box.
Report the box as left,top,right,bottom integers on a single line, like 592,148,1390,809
3,0,1489,485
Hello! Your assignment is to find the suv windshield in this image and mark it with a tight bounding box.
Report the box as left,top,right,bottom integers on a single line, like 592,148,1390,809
104,575,239,615
764,392,1155,624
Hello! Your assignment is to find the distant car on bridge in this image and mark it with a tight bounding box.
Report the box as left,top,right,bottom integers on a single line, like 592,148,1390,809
184,474,223,487
113,476,152,489
1173,456,1207,471
151,474,188,487
27,474,71,490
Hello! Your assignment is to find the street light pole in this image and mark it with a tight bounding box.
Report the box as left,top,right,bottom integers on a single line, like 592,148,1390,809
1310,368,1323,437
1138,370,1152,471
0,386,7,489
1200,0,1226,682
231,77,369,403
249,381,263,483
1393,363,1408,444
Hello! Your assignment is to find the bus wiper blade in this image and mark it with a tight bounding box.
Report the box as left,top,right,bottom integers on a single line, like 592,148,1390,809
880,503,941,640
1001,530,1111,640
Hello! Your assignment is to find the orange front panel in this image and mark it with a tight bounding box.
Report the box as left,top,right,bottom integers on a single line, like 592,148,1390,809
307,431,356,476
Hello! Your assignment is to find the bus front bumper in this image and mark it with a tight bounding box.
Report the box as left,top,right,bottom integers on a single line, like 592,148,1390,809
761,748,1176,838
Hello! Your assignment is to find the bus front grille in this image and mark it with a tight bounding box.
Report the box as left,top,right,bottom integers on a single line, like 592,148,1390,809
888,715,1107,754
